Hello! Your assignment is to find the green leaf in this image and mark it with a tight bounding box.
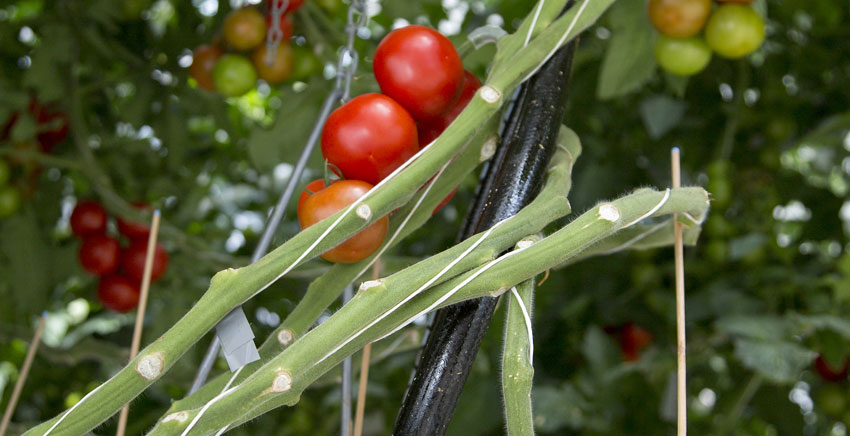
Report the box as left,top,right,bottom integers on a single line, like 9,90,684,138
716,315,791,341
0,211,50,318
247,85,327,172
790,313,850,339
532,384,586,432
733,339,816,384
639,96,686,139
581,326,621,372
596,0,656,100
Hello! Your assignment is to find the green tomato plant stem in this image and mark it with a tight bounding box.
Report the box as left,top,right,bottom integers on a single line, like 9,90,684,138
168,117,499,413
23,2,623,434
502,278,536,436
148,184,708,436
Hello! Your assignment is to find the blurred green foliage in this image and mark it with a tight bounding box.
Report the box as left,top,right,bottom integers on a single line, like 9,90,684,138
1,0,850,435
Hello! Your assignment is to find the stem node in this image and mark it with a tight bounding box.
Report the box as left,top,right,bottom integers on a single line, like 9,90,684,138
598,203,620,222
356,204,372,220
479,85,502,104
136,352,164,380
277,329,295,346
270,371,293,393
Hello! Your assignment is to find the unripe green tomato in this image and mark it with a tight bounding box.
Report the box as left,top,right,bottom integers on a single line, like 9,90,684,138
0,185,21,218
289,45,323,82
704,4,765,58
64,392,83,409
212,54,258,97
0,159,10,186
654,35,712,76
817,384,846,417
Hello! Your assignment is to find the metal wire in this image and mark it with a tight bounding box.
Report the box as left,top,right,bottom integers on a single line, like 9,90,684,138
189,0,372,396
265,0,289,66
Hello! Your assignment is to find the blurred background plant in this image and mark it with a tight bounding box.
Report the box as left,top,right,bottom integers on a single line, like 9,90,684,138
0,0,849,435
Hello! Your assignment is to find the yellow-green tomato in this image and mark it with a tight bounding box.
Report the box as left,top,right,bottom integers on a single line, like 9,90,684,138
705,4,765,58
212,54,258,97
654,35,712,76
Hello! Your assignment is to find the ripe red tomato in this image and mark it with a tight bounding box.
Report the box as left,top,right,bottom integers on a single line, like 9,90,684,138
223,8,267,51
98,274,140,312
815,355,849,383
620,323,652,362
117,202,151,240
298,179,389,263
704,4,765,58
418,71,482,146
373,25,464,121
2,100,70,152
298,179,330,214
189,44,223,91
252,43,294,84
79,234,121,275
121,240,169,283
265,11,294,41
70,201,108,237
433,187,457,215
647,0,712,38
270,0,304,14
321,93,418,185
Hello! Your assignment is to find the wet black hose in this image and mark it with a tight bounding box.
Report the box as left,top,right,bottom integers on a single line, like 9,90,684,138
392,19,580,436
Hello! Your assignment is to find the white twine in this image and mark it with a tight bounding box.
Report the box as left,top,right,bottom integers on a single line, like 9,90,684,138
510,286,535,365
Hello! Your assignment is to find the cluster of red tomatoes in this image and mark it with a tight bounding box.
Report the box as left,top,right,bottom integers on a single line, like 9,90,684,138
70,201,169,312
0,99,69,218
297,25,481,264
188,0,321,97
649,0,765,76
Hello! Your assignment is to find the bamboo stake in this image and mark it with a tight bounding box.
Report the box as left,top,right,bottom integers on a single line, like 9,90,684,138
671,148,686,436
0,313,47,436
116,210,162,436
352,261,380,436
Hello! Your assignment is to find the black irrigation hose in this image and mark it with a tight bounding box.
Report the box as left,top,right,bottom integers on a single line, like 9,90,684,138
391,23,580,436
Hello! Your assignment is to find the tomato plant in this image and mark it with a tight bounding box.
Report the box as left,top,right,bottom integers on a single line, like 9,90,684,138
70,201,108,237
704,4,765,58
189,44,223,91
252,44,294,84
321,93,418,185
97,275,140,312
297,179,389,263
78,234,121,275
647,0,712,38
373,25,464,121
120,240,169,283
654,35,712,76
212,55,258,97
223,8,267,51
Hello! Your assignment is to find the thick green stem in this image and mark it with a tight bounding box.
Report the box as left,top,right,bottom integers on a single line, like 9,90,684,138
147,138,581,436
169,119,497,413
502,279,536,436
152,185,708,436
